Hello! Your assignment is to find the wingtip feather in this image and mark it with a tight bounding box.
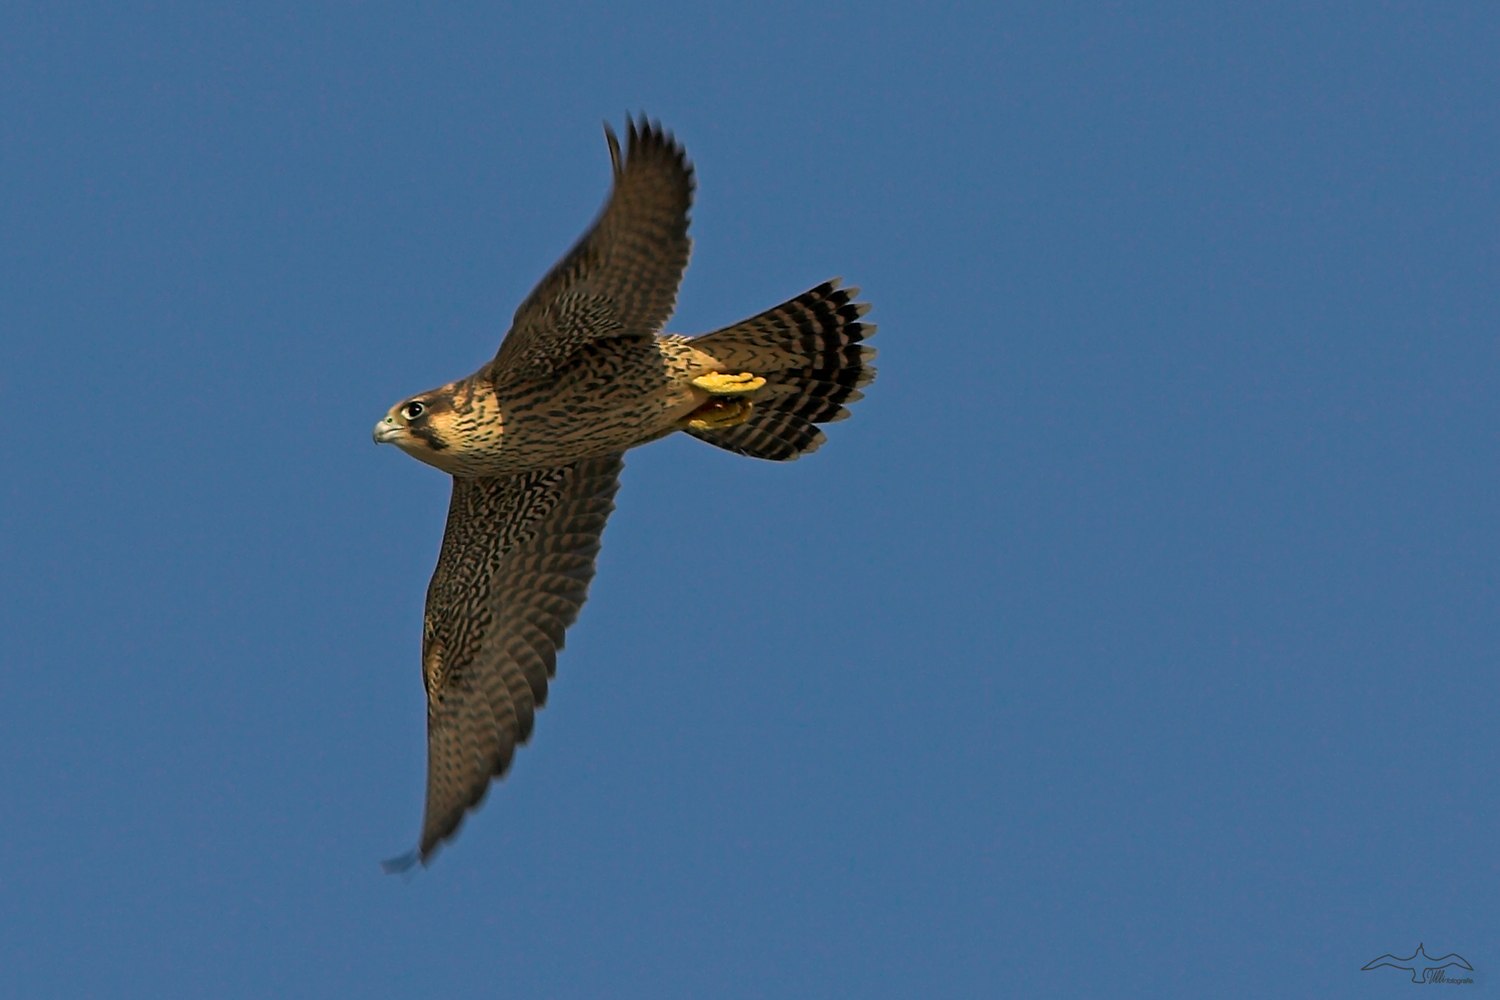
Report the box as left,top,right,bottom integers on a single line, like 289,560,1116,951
381,849,421,875
603,122,623,177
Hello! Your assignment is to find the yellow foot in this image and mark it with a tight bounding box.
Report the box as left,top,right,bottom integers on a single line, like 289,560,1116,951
683,398,755,431
691,371,767,396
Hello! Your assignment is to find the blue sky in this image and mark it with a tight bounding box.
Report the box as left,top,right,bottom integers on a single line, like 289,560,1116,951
2,3,1497,997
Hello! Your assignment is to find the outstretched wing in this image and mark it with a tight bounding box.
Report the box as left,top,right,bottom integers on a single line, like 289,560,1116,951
1427,952,1474,970
492,116,694,380
1361,955,1416,971
396,453,624,867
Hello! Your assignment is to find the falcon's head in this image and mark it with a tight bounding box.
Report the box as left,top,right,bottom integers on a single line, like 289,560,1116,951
373,377,502,474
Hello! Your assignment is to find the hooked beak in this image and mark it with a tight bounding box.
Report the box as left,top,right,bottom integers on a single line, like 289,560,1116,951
373,418,402,444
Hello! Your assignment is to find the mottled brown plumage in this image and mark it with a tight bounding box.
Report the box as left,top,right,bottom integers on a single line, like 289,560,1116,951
375,117,878,869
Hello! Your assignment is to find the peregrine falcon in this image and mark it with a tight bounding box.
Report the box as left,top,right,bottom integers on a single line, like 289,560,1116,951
375,117,877,869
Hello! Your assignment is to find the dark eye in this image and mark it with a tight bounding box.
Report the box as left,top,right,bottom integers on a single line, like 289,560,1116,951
403,401,426,421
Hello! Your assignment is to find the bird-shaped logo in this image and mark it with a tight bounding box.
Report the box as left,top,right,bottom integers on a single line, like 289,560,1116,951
1361,943,1474,983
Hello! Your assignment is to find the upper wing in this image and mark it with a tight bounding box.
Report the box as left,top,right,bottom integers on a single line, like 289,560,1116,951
491,116,694,380
402,453,624,866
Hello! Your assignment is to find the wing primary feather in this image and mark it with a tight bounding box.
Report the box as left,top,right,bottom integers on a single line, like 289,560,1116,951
381,850,420,875
604,121,623,177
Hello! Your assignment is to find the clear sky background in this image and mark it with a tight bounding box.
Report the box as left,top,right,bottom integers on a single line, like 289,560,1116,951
2,3,1497,997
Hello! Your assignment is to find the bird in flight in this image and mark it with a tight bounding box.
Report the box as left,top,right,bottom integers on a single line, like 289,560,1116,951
374,116,878,869
1361,943,1474,983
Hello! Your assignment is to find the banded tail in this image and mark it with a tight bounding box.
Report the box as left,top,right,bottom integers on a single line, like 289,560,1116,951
688,279,877,461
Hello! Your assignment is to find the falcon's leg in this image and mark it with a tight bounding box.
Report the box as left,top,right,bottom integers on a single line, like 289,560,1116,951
681,371,765,430
682,397,755,430
691,371,767,395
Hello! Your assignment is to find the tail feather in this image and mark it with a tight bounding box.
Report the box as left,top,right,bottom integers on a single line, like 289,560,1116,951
687,279,876,461
695,409,830,462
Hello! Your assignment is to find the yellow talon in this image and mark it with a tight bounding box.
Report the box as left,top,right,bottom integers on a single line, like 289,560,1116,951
692,371,767,395
684,398,755,430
